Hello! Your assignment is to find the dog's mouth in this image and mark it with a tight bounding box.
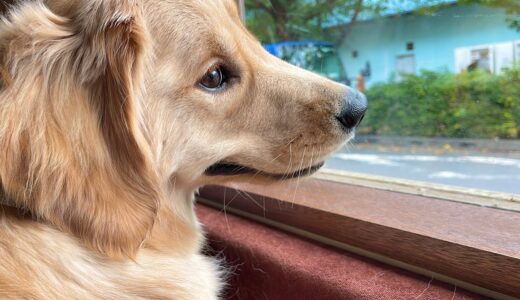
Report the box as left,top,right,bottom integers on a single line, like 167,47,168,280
204,161,325,179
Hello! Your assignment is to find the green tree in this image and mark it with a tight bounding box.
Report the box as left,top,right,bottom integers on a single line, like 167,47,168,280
360,67,520,139
460,0,520,31
244,0,372,43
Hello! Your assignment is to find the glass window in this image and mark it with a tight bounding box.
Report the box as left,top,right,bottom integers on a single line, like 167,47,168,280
396,54,416,77
243,0,520,200
516,41,520,61
470,47,492,72
267,43,349,83
493,42,515,72
456,41,517,74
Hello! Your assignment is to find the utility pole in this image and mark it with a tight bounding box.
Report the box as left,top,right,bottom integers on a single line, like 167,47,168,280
238,0,246,24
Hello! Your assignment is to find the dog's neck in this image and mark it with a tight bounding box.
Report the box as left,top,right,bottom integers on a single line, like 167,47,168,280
0,182,34,218
0,178,202,255
0,182,10,207
144,185,203,254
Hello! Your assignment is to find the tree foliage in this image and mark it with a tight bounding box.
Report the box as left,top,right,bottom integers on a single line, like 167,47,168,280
360,67,520,139
459,0,520,31
244,0,372,43
244,0,520,43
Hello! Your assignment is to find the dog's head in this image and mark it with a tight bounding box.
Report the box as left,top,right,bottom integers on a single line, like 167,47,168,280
141,0,366,186
0,0,365,257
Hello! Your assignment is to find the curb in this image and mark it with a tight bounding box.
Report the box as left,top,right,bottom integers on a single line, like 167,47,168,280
354,135,520,153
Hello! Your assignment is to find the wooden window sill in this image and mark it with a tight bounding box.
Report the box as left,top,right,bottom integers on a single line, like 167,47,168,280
197,177,520,299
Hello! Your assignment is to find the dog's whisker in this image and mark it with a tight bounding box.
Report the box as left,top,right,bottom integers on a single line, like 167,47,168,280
268,152,284,164
224,185,244,209
307,146,316,177
284,135,299,148
314,145,328,189
281,143,294,182
222,187,242,233
290,147,306,207
237,190,265,212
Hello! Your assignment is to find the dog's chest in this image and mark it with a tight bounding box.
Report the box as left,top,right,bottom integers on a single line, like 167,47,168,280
0,218,221,300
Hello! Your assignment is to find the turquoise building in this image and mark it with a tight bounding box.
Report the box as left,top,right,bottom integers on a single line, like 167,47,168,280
337,3,520,86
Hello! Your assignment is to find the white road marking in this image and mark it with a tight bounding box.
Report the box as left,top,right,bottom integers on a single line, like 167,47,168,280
333,154,520,169
333,154,402,166
428,171,520,180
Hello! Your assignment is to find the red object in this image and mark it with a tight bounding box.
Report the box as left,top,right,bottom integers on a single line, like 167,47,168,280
197,204,486,300
356,74,365,92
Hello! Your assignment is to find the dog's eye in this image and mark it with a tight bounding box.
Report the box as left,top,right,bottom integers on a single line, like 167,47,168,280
199,66,227,91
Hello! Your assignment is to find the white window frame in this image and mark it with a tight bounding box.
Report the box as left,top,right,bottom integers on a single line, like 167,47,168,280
395,54,416,80
455,40,520,74
515,40,520,62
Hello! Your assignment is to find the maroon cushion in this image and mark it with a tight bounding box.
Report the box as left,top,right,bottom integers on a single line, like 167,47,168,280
197,204,487,300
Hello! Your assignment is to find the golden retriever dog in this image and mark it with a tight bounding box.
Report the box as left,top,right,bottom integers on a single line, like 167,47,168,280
0,0,367,298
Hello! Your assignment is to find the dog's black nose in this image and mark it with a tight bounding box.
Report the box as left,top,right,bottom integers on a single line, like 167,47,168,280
337,90,367,130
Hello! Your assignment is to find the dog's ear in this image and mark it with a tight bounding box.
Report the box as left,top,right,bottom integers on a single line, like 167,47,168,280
0,1,160,258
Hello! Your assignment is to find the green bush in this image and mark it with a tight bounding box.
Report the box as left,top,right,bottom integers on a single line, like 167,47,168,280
360,67,520,139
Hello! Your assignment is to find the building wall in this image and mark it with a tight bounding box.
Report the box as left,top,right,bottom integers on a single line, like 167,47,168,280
338,4,520,86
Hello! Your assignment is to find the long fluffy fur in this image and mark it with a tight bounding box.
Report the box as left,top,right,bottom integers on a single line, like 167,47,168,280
0,0,160,258
0,1,223,298
0,0,353,298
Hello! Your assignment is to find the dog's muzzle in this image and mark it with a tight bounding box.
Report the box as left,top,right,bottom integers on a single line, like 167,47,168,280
336,90,367,131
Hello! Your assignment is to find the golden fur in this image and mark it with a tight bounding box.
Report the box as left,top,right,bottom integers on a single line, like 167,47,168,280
0,0,358,298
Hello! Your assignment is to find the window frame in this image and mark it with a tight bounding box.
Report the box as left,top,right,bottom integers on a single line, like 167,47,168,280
198,172,520,299
315,168,520,211
395,53,416,79
515,40,520,61
470,47,493,72
455,40,520,74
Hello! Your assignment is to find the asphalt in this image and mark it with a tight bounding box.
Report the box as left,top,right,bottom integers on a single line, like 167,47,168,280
325,144,520,195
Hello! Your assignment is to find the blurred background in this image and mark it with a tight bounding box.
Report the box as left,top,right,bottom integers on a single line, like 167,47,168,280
239,0,520,194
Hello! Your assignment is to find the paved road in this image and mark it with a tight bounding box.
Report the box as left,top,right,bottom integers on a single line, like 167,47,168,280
325,149,520,195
